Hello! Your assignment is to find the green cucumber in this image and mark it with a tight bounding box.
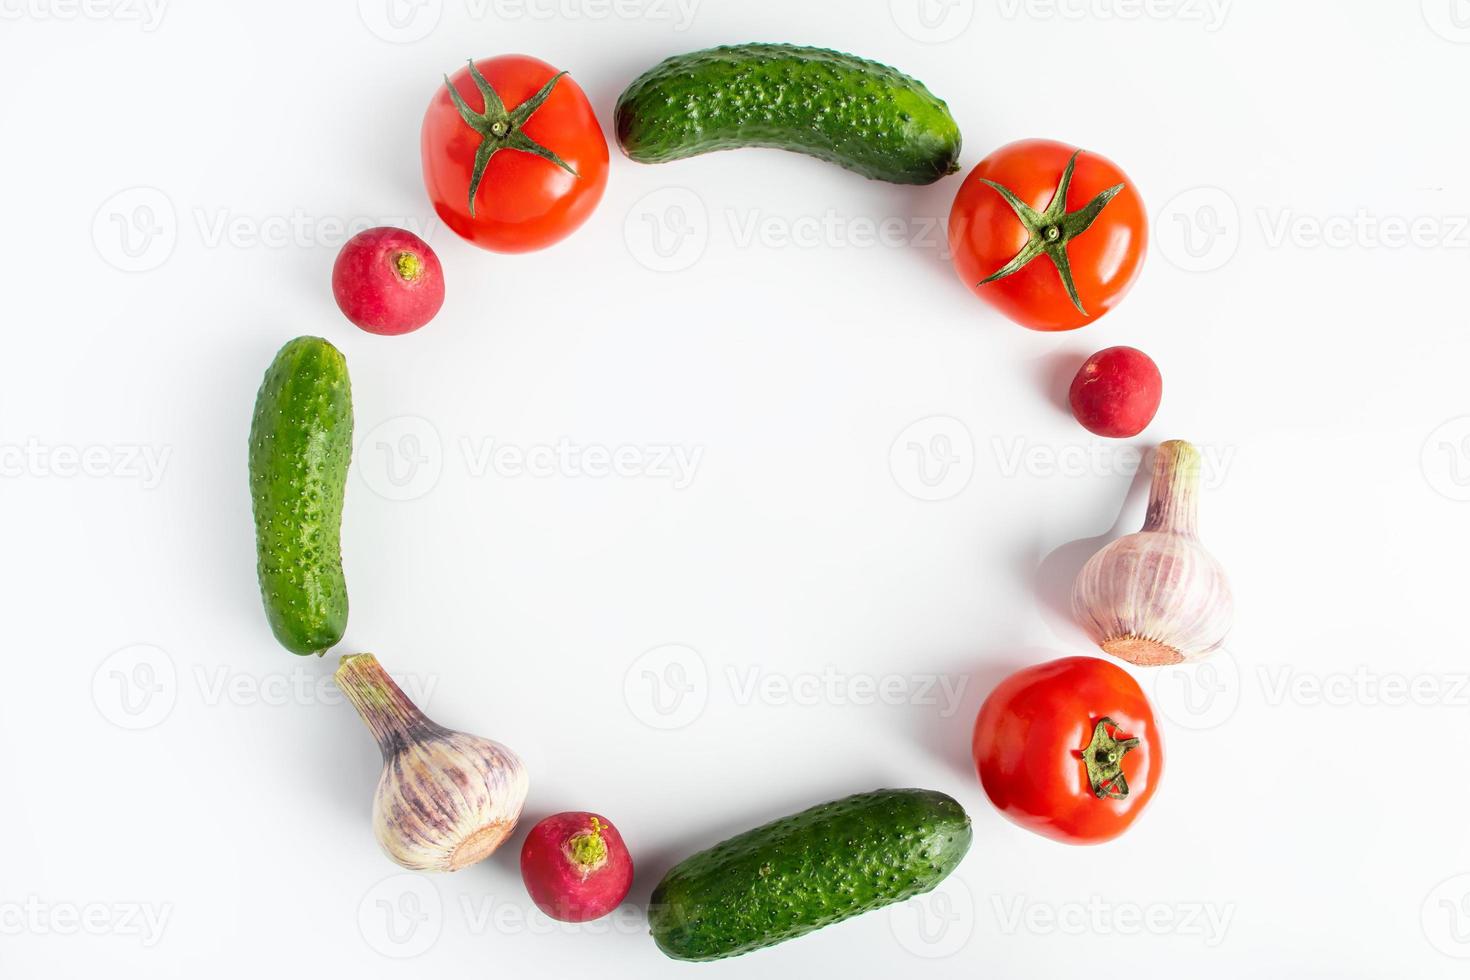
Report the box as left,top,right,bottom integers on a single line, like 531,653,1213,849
649,788,971,961
249,337,352,656
615,44,962,185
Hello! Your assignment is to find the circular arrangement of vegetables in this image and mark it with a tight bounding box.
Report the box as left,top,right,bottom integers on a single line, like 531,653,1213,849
247,41,1235,963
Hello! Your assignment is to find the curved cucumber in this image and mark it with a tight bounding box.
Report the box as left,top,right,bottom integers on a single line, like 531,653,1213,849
615,44,962,185
649,788,971,961
249,337,352,656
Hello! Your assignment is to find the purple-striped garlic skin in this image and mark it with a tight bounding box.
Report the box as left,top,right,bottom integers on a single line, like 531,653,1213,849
1071,440,1234,665
372,729,528,871
337,653,529,872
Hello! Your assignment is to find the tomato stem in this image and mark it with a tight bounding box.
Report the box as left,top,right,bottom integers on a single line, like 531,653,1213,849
1079,717,1141,799
975,150,1125,316
442,61,579,218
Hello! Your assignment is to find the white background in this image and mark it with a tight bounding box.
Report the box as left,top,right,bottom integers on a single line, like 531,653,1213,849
2,0,1468,976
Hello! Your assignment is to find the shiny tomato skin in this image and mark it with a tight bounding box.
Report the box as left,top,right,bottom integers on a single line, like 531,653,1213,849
421,55,609,253
948,139,1147,332
972,656,1161,844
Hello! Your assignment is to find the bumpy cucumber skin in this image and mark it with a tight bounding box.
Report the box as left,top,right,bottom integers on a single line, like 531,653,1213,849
249,337,352,656
615,44,962,185
649,788,971,961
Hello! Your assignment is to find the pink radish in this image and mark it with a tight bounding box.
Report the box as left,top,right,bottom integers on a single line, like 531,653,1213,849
331,226,444,335
520,812,633,922
1069,346,1163,438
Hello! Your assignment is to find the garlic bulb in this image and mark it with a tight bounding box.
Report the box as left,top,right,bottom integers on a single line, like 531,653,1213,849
1072,440,1233,665
336,653,528,871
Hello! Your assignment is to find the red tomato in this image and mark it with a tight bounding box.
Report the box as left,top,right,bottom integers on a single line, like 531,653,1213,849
972,656,1161,844
948,139,1147,331
422,55,609,253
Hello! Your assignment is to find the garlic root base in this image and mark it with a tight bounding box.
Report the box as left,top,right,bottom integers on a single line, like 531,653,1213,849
1101,635,1184,667
448,822,517,871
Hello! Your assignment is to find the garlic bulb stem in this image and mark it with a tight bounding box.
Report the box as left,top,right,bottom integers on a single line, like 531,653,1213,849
337,653,445,753
1142,440,1200,536
336,653,528,872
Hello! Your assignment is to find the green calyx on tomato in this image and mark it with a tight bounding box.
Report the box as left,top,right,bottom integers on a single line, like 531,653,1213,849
1079,718,1141,800
976,150,1124,316
442,61,579,217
